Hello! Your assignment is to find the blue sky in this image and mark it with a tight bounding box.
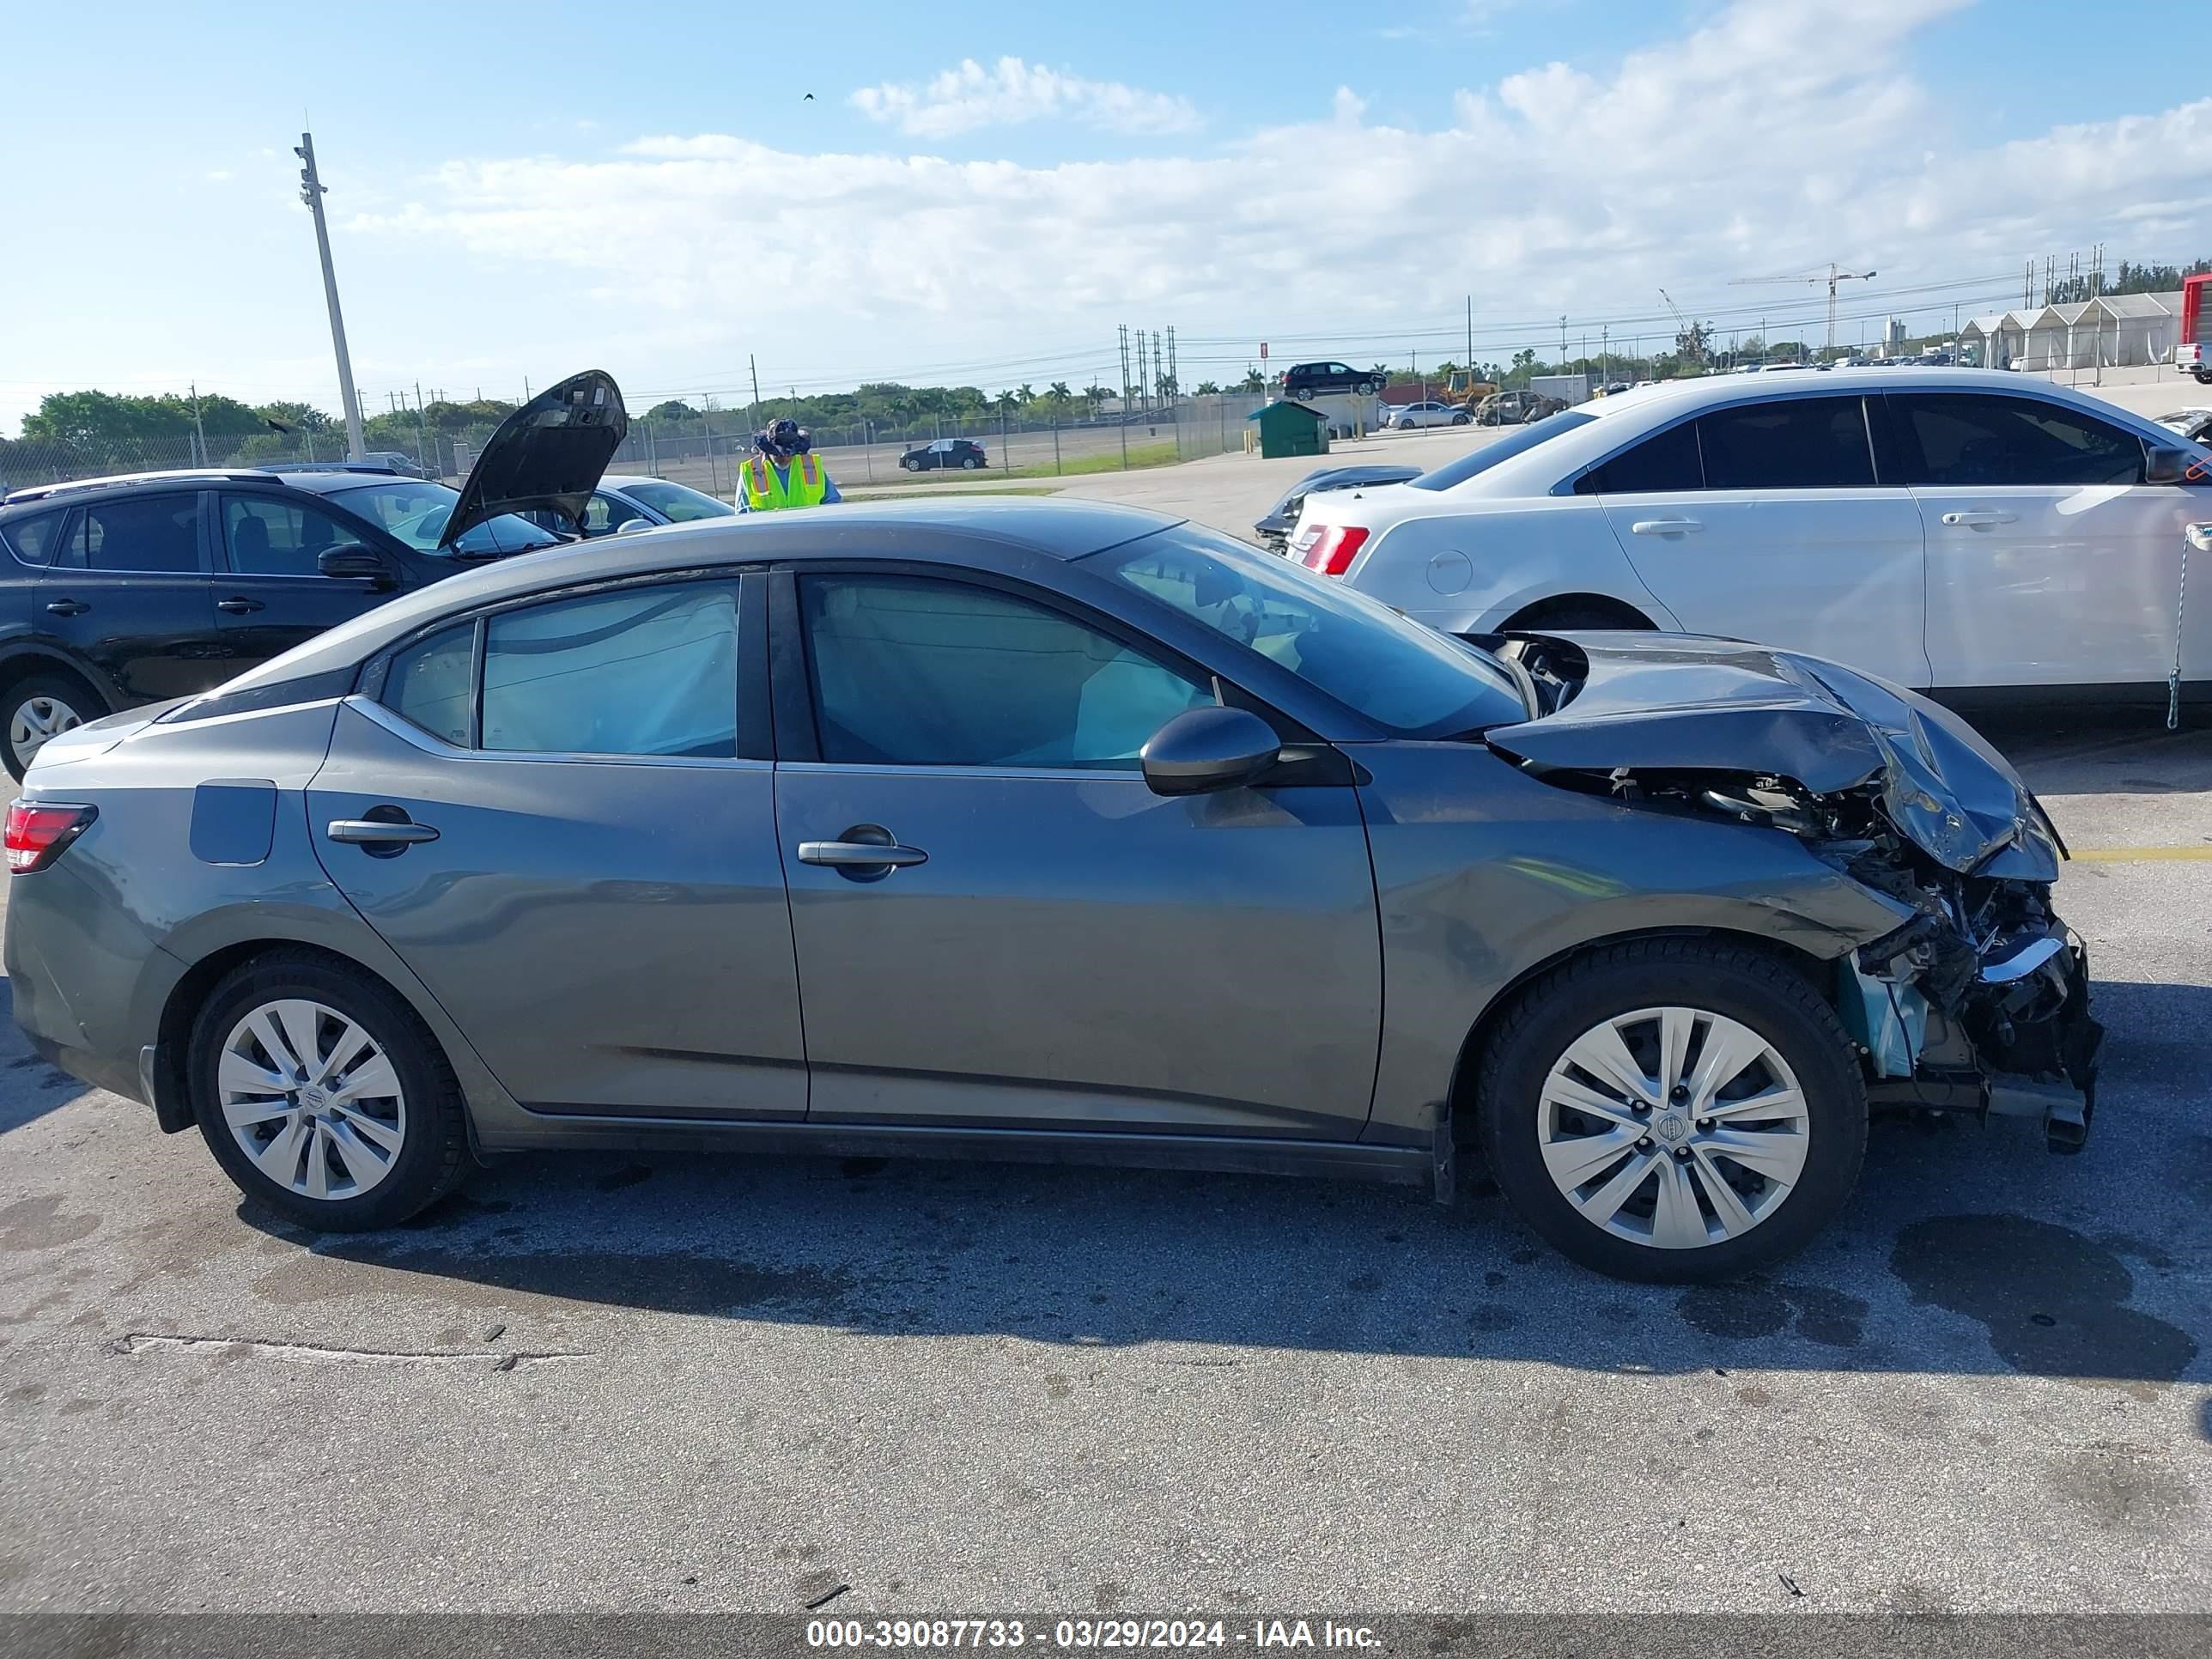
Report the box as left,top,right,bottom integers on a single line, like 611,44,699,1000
3,0,2207,427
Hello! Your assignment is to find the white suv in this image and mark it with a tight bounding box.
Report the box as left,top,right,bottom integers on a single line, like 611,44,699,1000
1290,368,2209,702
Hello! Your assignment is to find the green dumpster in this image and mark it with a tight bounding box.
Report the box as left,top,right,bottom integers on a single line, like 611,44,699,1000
1247,398,1329,459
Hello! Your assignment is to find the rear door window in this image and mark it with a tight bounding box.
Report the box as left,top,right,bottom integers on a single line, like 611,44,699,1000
481,582,739,758
1696,396,1875,489
385,623,476,747
53,494,204,572
1574,420,1704,495
1888,392,2147,487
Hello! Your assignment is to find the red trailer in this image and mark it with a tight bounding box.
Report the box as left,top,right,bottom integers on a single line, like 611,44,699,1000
2175,273,2212,381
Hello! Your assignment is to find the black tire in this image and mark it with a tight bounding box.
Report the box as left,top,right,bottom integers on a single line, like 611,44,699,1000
1357,380,1378,396
188,950,470,1231
962,456,981,470
902,458,919,471
3,668,108,783
1452,413,1470,425
2195,371,2212,386
1475,939,1867,1284
1510,599,1655,632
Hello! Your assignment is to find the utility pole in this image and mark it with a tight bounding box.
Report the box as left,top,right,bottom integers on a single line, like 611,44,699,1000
294,131,368,461
1117,325,1133,469
1466,295,1474,372
1559,315,1567,368
189,382,208,467
1600,325,1608,390
413,381,428,471
749,356,763,429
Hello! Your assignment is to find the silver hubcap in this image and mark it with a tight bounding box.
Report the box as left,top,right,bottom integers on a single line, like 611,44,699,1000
9,696,82,769
219,999,407,1201
1538,1006,1810,1250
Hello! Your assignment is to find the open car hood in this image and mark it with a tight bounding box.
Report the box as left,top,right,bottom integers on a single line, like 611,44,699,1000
439,369,628,550
1480,632,2062,879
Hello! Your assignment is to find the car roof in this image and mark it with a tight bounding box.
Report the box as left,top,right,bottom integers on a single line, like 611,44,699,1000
207,497,1189,698
264,469,430,498
0,468,277,510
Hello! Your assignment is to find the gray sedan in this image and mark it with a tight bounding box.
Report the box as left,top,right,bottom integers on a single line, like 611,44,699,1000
4,500,2100,1282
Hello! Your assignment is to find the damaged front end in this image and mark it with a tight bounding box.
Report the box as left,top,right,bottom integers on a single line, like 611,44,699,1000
1477,629,2105,1151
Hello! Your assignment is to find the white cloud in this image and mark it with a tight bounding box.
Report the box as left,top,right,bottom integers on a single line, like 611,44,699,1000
849,57,1200,139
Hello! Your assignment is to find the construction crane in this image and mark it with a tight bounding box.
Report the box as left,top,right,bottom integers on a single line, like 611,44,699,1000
1658,289,1707,366
1728,264,1878,352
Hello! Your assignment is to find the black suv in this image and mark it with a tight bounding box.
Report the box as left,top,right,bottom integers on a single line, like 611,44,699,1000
1281,362,1380,400
0,370,628,779
899,438,988,471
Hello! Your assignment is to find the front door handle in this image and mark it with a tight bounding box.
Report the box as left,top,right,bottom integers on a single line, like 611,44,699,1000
216,596,265,614
1629,519,1704,536
798,840,927,868
45,599,88,617
1940,510,2018,527
327,817,440,845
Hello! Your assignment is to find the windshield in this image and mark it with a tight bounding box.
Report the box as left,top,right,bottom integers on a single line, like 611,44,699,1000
617,479,735,522
324,479,562,558
1410,410,1596,491
1091,524,1528,738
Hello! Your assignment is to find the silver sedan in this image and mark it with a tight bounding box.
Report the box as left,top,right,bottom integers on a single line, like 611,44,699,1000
5,499,2099,1283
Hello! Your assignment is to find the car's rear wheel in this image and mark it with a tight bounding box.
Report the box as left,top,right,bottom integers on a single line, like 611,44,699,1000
189,951,469,1231
962,456,980,470
1476,939,1866,1283
4,671,106,781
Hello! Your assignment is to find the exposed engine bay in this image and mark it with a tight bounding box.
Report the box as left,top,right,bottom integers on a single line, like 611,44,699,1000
1471,629,2106,1152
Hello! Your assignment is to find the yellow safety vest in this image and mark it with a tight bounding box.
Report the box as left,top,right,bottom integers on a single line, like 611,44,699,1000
741,452,828,510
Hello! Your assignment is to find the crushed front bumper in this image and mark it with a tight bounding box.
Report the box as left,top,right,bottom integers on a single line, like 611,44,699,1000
1849,920,2104,1154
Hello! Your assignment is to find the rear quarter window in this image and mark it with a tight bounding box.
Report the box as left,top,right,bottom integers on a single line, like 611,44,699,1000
0,509,67,567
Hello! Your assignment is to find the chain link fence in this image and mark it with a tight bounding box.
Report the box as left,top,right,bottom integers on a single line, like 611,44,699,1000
0,429,471,495
571,393,1274,498
3,396,1275,502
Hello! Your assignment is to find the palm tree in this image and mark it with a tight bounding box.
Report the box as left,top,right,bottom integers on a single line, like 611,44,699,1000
1084,383,1111,416
1240,368,1265,393
1017,383,1036,406
1195,380,1221,396
1048,380,1072,407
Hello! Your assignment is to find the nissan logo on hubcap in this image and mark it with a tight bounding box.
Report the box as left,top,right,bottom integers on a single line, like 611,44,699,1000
297,1085,331,1114
1656,1113,1689,1143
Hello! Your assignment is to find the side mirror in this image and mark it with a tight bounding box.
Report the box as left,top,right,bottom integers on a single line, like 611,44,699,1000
1140,706,1281,797
318,544,396,588
2185,523,2212,554
614,517,653,536
2147,446,2200,486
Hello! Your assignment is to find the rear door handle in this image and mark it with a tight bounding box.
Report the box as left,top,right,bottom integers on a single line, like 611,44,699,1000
44,599,88,617
798,840,927,868
216,596,265,614
1629,519,1703,536
326,818,440,845
1940,511,2018,527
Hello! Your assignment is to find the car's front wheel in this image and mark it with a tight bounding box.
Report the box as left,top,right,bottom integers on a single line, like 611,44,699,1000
189,951,470,1231
1476,939,1866,1283
1452,412,1470,425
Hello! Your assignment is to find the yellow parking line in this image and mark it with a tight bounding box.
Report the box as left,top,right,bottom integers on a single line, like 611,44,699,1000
2069,845,2212,862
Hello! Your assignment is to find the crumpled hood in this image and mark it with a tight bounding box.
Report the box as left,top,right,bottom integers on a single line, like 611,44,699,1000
1482,633,2062,879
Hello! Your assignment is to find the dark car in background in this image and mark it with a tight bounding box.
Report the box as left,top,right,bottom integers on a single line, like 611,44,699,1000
0,372,627,779
900,438,989,472
1254,463,1423,549
1282,362,1381,400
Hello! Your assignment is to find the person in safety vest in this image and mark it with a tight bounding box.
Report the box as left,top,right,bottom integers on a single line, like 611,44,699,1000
737,417,840,511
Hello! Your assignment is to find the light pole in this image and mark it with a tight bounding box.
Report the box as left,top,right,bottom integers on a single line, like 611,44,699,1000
295,132,368,461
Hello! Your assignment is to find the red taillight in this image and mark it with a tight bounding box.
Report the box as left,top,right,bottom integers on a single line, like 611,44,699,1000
5,801,95,873
1301,525,1370,575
